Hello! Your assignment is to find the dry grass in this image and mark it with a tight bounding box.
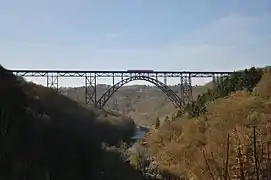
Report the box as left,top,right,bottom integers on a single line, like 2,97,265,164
254,69,271,100
147,72,271,179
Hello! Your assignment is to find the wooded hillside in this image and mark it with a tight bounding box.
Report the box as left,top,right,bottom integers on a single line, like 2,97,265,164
146,67,271,179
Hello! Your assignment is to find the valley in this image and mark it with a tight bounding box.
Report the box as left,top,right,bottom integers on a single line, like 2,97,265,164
60,82,213,126
1,65,271,180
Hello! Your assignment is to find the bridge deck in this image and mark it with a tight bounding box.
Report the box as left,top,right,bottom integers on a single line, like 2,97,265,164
8,69,234,78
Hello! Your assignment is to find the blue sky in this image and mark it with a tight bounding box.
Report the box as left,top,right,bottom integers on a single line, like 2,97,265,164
1,0,271,86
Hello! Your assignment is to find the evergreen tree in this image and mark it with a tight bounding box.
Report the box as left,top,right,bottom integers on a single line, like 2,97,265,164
183,67,263,118
155,117,160,129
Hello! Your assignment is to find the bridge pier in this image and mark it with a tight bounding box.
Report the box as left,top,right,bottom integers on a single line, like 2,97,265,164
180,74,192,105
164,73,167,85
85,73,97,105
47,73,58,90
212,74,223,88
111,73,119,111
112,73,115,85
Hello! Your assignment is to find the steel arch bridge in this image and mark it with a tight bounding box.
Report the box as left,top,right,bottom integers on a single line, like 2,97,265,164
96,75,184,111
10,69,233,113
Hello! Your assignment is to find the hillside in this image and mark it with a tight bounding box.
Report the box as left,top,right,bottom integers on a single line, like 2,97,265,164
22,83,136,145
0,66,144,180
146,67,271,179
61,82,213,126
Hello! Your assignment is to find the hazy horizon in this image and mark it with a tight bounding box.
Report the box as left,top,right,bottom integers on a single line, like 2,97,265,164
1,0,270,86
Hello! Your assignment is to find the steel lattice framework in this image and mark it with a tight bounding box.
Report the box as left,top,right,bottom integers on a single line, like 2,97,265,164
9,69,234,112
96,76,183,110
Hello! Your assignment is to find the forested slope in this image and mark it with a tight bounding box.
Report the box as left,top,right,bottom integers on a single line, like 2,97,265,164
147,67,271,179
0,65,143,180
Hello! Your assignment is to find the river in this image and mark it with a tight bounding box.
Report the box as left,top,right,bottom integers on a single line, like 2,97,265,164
126,125,150,155
130,125,150,141
127,125,161,179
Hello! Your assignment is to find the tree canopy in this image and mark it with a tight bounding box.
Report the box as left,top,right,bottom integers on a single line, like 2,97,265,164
184,67,262,118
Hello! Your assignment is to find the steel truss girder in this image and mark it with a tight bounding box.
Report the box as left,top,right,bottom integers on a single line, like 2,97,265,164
96,76,183,111
10,70,233,78
47,73,58,89
15,72,48,77
85,73,97,105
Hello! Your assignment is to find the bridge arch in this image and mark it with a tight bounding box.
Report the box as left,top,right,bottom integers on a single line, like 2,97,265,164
96,75,184,111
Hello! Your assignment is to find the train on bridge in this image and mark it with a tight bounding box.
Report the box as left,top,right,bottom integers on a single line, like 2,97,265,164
127,69,154,73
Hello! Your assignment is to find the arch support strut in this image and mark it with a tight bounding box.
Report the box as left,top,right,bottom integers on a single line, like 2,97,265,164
95,76,185,112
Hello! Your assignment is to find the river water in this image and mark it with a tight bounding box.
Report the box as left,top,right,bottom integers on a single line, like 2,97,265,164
128,126,161,179
130,126,150,141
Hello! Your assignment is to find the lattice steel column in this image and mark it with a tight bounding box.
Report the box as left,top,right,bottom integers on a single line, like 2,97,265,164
180,74,184,105
164,73,167,85
212,74,217,87
112,73,118,111
212,74,221,88
112,73,115,85
217,74,223,85
182,74,192,105
47,72,58,90
85,73,97,105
